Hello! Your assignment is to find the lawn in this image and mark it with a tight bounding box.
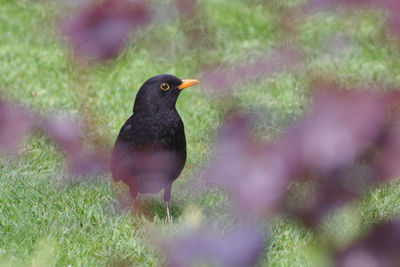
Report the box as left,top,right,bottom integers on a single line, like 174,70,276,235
1,0,400,266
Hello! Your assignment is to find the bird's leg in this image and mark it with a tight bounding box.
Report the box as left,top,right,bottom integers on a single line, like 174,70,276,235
163,184,172,223
130,187,138,218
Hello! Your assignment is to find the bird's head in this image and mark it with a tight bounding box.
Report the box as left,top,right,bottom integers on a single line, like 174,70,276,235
133,74,199,113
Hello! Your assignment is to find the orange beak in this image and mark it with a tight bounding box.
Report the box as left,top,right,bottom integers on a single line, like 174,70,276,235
178,79,200,90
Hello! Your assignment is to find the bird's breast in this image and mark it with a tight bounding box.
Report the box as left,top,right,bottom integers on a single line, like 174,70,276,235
132,111,186,150
111,110,187,188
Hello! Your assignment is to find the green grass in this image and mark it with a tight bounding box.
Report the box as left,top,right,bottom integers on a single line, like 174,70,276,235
2,0,400,266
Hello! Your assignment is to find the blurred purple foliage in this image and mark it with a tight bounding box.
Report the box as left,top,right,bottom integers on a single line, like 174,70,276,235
206,88,400,226
337,221,400,267
0,100,110,175
307,0,400,37
111,149,184,193
161,227,264,267
43,116,83,156
175,0,197,19
285,88,386,172
61,0,150,62
206,113,296,217
43,116,110,175
0,100,36,154
203,48,303,93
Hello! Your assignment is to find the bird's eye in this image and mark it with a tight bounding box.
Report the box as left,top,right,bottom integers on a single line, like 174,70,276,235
160,83,170,91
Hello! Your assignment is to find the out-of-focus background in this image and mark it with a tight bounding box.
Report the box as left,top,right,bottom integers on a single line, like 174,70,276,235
2,0,400,266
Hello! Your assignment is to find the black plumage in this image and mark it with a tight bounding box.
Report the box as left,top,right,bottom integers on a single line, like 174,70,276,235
111,74,199,222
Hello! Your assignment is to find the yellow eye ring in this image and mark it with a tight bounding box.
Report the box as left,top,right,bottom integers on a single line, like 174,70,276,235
160,83,170,91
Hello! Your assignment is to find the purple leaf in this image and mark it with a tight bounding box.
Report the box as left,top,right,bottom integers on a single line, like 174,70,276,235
161,227,264,267
111,149,184,193
373,123,400,180
175,0,197,18
61,0,150,62
68,149,110,176
306,0,400,39
288,177,358,227
43,116,82,156
205,86,391,222
203,48,303,92
0,100,36,154
44,116,110,176
382,1,400,37
306,0,375,10
206,113,297,217
286,88,386,172
337,221,400,267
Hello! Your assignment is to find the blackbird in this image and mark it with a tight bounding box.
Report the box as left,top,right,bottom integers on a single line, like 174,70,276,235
111,74,199,222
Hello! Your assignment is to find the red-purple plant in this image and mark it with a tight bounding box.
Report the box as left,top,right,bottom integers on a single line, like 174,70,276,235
161,227,264,267
61,0,150,62
0,100,36,154
337,221,400,267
